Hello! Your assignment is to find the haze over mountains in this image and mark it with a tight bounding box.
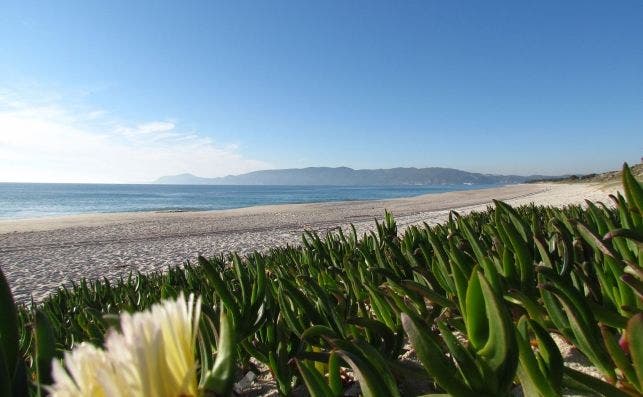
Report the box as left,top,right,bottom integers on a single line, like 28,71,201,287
154,167,552,186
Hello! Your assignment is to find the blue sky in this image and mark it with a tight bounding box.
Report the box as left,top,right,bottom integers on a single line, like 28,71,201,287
1,1,642,182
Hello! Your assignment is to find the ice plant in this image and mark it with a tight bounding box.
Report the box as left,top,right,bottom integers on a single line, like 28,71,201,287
48,342,128,396
48,293,201,397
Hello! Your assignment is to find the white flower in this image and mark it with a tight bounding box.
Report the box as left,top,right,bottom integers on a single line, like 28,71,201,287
48,342,129,397
49,293,202,397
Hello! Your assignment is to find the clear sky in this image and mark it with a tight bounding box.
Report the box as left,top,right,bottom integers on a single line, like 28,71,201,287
1,1,641,183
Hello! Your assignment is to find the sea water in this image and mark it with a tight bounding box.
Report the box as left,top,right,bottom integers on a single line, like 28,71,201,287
0,183,500,220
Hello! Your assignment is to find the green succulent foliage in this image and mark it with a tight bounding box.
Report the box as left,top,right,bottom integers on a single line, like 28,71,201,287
538,267,616,380
0,264,29,396
2,163,642,396
299,325,401,397
515,316,563,397
402,269,518,396
626,313,643,392
295,359,336,397
34,310,56,396
201,308,236,396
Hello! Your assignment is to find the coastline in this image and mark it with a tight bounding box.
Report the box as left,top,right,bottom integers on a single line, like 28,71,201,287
0,182,615,303
0,182,501,224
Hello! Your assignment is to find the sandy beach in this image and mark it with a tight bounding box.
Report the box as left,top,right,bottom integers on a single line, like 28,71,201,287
0,182,615,304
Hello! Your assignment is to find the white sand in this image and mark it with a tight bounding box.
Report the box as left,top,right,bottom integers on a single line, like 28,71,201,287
0,183,615,304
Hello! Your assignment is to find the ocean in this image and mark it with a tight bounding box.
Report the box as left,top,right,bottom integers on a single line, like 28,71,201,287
0,183,499,220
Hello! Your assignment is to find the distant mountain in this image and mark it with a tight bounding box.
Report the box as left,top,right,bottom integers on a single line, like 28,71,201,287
154,167,553,186
527,163,643,184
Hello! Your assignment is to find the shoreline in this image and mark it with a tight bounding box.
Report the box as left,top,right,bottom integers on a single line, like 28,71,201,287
0,182,616,303
0,182,553,234
0,183,503,226
0,183,505,230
